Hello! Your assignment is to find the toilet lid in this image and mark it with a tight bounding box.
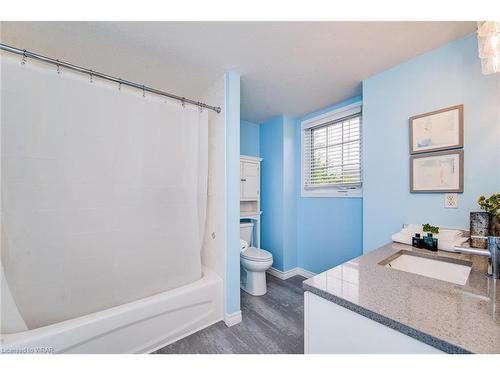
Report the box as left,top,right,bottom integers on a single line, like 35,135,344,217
241,247,273,262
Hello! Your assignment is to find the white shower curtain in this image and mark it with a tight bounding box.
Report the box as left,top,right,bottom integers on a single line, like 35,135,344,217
0,54,208,331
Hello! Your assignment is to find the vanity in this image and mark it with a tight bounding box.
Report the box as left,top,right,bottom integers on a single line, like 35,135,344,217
303,242,500,354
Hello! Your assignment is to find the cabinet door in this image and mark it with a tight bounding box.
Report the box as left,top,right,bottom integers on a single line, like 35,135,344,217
241,161,259,200
305,292,443,354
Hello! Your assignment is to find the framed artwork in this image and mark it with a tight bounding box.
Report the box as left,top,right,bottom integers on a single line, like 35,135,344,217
410,150,464,193
409,104,463,154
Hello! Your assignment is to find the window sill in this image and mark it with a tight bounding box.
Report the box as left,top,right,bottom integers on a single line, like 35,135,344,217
301,187,363,198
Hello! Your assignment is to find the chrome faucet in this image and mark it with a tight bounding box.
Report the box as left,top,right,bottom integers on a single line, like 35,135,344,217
454,236,500,279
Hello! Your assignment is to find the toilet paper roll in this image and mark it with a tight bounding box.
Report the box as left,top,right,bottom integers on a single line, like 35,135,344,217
240,239,249,253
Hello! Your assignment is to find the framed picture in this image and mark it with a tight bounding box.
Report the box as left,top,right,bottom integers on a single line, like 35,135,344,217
409,104,463,154
410,150,464,193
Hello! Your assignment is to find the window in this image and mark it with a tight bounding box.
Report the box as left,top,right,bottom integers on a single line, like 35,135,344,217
301,102,362,197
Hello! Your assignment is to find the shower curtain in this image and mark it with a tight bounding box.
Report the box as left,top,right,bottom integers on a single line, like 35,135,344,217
0,54,208,331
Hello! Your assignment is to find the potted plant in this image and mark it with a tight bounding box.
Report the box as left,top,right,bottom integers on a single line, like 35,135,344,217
422,223,439,234
478,193,500,236
471,193,500,248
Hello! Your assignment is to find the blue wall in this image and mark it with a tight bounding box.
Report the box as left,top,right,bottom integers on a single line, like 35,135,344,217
283,116,298,270
255,34,499,276
259,98,364,274
296,198,363,273
224,71,241,316
260,116,286,270
240,120,260,157
259,115,298,272
363,34,500,253
295,97,364,274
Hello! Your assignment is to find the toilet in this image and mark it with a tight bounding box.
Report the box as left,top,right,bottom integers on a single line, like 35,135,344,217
240,222,273,296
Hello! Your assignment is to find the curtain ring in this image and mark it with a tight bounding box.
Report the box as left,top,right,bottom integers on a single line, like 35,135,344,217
142,85,146,98
181,97,186,108
56,59,61,75
89,70,94,83
21,50,27,65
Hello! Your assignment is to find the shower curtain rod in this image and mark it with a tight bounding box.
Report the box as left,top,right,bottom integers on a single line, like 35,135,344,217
0,43,222,114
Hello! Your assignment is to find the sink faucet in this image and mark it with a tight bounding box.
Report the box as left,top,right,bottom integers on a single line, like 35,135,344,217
454,236,500,279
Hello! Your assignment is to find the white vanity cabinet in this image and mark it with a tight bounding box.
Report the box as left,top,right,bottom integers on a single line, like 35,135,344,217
240,156,260,201
304,291,444,354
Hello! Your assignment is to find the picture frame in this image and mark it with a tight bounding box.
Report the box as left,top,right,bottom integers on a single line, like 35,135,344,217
409,104,463,154
410,150,464,193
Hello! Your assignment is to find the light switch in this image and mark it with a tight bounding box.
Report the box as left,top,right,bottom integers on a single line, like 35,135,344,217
444,193,458,209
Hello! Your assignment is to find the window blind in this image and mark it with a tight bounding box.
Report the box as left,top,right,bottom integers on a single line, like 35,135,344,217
303,113,362,189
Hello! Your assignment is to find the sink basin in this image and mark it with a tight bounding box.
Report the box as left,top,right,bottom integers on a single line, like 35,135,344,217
379,250,472,285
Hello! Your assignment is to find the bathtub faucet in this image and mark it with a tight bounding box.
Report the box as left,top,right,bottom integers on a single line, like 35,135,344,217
454,236,500,279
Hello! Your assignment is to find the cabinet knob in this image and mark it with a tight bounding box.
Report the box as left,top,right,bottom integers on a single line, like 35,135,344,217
241,178,247,182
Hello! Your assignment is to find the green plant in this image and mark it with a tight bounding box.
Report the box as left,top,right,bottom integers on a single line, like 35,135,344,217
422,223,439,234
478,193,500,216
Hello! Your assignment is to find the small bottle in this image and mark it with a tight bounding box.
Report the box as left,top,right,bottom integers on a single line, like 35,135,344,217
432,236,438,251
412,233,423,248
424,233,438,251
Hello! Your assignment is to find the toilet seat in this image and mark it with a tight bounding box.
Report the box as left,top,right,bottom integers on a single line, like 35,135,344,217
240,247,273,262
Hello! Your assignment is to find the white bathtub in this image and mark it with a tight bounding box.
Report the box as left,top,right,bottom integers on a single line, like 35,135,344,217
0,267,222,354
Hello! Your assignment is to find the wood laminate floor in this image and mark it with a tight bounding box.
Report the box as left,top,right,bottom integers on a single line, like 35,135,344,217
154,275,305,354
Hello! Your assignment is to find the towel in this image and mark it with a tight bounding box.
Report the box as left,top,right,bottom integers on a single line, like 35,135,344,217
392,224,468,252
400,224,463,241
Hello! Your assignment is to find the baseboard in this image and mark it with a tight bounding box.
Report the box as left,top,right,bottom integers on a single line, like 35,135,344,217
267,267,316,280
224,310,242,327
296,268,316,279
266,267,297,280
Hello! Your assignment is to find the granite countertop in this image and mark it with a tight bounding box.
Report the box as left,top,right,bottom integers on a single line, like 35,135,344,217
303,242,500,354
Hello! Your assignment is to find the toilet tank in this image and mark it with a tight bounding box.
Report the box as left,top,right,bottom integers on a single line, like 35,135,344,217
240,222,254,246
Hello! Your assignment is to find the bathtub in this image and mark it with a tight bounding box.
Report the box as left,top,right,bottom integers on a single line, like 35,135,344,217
0,267,222,353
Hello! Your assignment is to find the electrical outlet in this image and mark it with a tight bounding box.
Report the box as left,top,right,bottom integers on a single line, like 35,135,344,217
444,193,458,209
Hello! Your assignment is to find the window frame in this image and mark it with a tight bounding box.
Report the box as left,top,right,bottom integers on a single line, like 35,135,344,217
300,101,363,198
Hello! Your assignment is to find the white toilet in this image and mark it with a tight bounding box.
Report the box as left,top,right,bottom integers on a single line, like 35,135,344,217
240,222,273,296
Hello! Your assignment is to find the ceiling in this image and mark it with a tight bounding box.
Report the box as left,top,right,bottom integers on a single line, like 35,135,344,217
1,22,476,122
